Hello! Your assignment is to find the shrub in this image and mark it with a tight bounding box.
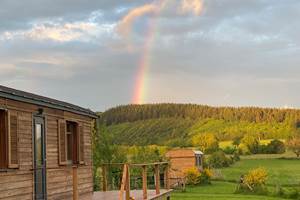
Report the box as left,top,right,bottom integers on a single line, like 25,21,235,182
237,167,268,194
208,151,231,168
242,134,260,154
248,140,286,154
265,140,286,154
232,137,242,148
287,137,300,158
192,133,219,153
238,143,251,155
166,138,191,148
184,167,213,185
258,144,268,154
222,146,236,155
184,167,201,185
244,167,268,187
232,152,240,162
199,168,213,184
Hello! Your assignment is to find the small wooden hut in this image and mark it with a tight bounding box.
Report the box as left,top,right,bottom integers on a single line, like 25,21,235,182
165,149,204,186
0,85,97,200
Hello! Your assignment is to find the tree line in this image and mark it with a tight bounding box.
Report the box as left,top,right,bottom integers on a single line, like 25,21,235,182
100,103,300,127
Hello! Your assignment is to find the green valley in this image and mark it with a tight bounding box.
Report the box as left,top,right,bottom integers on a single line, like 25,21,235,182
99,104,300,147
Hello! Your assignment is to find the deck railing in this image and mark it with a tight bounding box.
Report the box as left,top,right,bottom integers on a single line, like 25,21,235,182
101,162,170,200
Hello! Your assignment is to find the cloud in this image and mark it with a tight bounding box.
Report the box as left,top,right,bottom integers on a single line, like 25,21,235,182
0,0,150,30
1,0,300,111
0,17,116,43
117,0,204,38
180,0,203,15
117,4,159,37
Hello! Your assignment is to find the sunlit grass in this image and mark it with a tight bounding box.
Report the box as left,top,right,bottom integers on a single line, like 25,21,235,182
219,158,300,186
172,181,288,200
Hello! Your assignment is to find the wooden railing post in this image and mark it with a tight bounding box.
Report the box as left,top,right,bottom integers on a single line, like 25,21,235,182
164,164,170,190
142,165,147,200
102,165,108,191
73,166,79,200
105,162,169,200
125,164,130,200
155,164,160,195
119,164,130,200
119,164,126,200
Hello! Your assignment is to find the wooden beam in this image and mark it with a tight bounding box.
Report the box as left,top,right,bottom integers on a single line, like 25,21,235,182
73,167,78,200
142,165,147,200
119,164,127,200
102,165,108,191
125,164,130,200
164,164,170,190
102,162,169,167
130,162,169,166
155,164,160,195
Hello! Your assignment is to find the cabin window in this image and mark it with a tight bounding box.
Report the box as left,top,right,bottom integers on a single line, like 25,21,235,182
195,154,202,167
0,110,19,169
66,121,79,164
0,110,7,169
58,120,85,166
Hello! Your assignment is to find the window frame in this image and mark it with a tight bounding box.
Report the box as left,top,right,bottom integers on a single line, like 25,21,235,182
0,109,19,170
66,120,79,165
58,119,85,166
8,111,19,169
195,154,202,167
0,109,8,169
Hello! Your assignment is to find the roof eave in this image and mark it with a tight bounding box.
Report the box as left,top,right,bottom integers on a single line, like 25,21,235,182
0,92,98,119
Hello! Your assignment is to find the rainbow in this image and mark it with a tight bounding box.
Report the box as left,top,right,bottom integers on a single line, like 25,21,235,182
131,0,202,104
132,3,162,105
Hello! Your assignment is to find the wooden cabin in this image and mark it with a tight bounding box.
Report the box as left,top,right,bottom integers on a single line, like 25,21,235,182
165,149,204,185
0,85,97,200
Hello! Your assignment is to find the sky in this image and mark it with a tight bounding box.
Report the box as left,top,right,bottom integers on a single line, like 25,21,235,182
1,0,300,111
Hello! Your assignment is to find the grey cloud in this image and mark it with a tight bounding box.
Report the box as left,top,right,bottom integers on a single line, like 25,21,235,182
1,0,300,110
0,0,150,31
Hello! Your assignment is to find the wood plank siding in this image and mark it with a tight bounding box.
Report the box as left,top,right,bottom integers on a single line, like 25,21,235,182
165,149,198,186
0,97,95,200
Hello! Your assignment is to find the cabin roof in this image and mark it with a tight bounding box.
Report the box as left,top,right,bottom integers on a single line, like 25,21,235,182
0,85,98,118
193,150,204,155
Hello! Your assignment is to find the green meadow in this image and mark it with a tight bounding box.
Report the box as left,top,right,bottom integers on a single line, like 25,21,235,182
172,155,300,200
172,181,288,200
221,157,300,186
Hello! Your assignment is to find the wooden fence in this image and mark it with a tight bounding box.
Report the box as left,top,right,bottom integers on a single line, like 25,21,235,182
101,162,170,200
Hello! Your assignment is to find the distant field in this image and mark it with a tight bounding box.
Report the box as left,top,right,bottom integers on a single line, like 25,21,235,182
172,181,288,200
219,158,300,186
240,151,295,160
219,139,286,149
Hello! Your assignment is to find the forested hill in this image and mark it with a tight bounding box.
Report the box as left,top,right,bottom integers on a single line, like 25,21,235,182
99,104,300,146
100,104,300,125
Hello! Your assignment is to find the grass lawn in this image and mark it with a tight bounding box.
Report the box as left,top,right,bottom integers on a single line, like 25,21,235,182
172,156,300,199
220,158,300,185
172,181,288,200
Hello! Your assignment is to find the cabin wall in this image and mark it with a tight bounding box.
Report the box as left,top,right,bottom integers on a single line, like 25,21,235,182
0,97,94,200
166,149,196,186
0,110,33,200
169,156,195,179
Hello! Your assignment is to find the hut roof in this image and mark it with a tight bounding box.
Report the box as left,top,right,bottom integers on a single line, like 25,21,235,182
0,85,97,118
193,150,204,155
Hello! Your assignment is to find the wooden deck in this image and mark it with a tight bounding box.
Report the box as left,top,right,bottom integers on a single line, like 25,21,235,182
93,189,172,200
